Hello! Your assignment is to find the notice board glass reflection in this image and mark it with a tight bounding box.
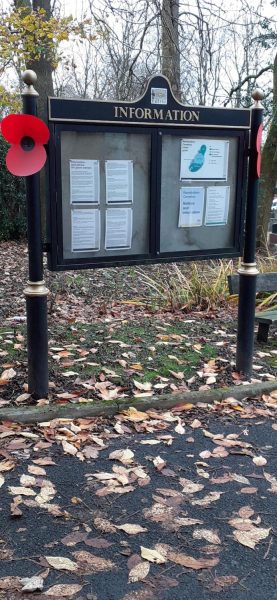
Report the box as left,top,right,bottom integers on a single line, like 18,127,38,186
159,132,241,255
60,130,151,259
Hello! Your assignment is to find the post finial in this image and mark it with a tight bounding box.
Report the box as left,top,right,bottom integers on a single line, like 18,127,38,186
252,88,263,109
22,70,39,97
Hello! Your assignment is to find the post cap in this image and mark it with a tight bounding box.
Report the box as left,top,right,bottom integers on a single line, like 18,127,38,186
22,70,39,97
252,88,263,108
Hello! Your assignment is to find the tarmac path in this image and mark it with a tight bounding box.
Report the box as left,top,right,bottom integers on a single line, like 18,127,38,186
0,399,277,599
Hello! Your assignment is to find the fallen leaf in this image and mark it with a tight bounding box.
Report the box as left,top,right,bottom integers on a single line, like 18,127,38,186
172,403,194,411
238,506,255,519
134,380,152,391
199,451,211,459
253,456,267,466
228,518,254,531
264,471,277,492
153,456,166,471
233,527,270,549
82,446,99,459
129,561,150,583
93,517,116,534
9,486,36,496
190,491,223,506
214,575,238,588
15,393,30,404
116,524,148,535
206,376,216,385
193,529,221,544
240,487,258,494
61,532,88,546
62,440,78,456
28,464,46,476
0,368,16,381
230,473,250,485
0,576,21,590
20,576,43,592
45,584,83,596
140,440,160,445
190,419,202,429
168,551,219,570
168,370,184,380
33,458,56,466
72,550,116,573
179,478,204,494
20,474,36,487
141,546,166,564
175,421,185,435
109,449,134,463
10,502,22,517
36,486,56,504
45,556,77,571
120,407,149,421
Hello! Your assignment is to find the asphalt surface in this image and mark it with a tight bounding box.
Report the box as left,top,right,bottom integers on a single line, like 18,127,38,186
1,406,277,599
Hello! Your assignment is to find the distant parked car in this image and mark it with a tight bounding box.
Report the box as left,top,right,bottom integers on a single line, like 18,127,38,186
272,199,277,211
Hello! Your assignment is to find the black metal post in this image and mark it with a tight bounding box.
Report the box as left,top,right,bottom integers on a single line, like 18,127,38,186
22,71,49,399
236,89,264,375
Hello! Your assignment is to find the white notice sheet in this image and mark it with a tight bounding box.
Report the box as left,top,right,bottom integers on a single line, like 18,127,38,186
105,208,132,250
205,186,230,226
106,160,133,203
179,187,204,228
70,159,100,204
180,139,229,181
71,209,100,252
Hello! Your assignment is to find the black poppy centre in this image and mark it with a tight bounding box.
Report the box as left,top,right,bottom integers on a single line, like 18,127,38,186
20,136,35,151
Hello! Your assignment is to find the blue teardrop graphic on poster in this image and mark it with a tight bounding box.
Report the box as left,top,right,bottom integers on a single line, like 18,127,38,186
189,144,206,172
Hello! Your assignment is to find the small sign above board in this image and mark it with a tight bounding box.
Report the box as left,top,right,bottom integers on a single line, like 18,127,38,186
46,74,251,271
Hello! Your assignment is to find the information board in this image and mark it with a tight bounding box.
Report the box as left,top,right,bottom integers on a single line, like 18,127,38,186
46,74,250,271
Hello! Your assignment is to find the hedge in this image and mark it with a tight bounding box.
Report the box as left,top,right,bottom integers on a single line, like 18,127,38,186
0,135,27,240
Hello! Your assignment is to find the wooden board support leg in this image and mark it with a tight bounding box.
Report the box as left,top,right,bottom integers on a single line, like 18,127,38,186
257,322,270,343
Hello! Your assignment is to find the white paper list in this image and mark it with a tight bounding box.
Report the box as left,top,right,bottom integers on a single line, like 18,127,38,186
71,209,100,252
178,187,204,227
205,186,230,226
105,208,132,250
106,160,133,203
70,159,100,204
180,139,229,181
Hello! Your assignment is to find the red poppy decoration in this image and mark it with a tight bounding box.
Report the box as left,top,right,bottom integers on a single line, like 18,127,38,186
0,114,50,176
256,124,263,179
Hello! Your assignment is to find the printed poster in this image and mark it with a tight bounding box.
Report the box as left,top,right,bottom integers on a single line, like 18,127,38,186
178,187,204,227
180,139,229,181
70,159,100,204
71,209,100,252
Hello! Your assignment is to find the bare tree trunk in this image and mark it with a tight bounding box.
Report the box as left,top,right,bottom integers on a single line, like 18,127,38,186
256,53,277,248
161,0,181,101
14,0,54,119
14,0,54,236
30,0,54,120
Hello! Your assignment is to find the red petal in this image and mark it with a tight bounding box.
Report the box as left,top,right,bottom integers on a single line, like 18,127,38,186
6,144,47,176
256,124,262,178
1,114,49,145
256,124,262,153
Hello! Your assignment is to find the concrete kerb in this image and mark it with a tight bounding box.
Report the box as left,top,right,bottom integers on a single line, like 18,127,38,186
0,380,276,424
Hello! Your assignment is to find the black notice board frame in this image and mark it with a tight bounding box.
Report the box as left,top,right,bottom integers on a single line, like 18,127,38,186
46,75,250,272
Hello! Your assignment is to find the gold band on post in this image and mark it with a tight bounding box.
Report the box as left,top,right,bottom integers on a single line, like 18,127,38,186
237,262,259,276
24,280,49,297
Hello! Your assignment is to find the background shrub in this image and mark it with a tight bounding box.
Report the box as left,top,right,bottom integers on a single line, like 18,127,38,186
0,136,27,240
